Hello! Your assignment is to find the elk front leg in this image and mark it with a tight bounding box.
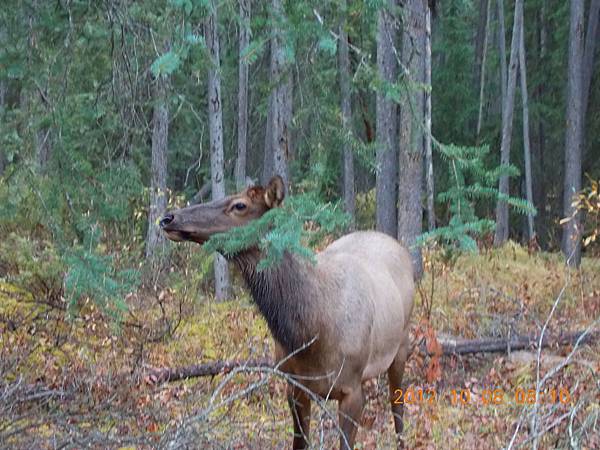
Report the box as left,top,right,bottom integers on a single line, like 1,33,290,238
287,384,312,449
338,386,364,450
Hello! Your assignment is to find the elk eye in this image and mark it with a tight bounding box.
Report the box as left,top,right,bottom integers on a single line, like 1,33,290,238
233,203,247,211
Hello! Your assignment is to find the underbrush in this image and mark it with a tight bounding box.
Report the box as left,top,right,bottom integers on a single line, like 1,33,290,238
1,242,599,449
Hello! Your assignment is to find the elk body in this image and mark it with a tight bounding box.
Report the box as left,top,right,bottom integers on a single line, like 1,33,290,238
160,176,415,449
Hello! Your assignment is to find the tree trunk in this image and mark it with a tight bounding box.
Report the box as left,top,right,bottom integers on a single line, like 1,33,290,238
262,92,274,184
375,0,398,238
581,0,600,162
145,76,170,261
398,0,425,278
475,0,489,79
533,0,548,245
497,0,507,118
0,78,6,176
494,0,522,246
264,0,291,186
27,2,52,174
561,0,585,267
519,17,535,240
582,0,600,115
235,0,250,191
339,0,355,224
206,2,230,300
476,0,491,139
0,22,6,176
424,4,435,231
35,125,51,172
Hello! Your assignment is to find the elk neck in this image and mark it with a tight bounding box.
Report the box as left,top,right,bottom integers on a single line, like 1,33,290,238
231,248,321,354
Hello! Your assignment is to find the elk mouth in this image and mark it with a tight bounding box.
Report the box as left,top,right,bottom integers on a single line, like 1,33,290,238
163,229,209,245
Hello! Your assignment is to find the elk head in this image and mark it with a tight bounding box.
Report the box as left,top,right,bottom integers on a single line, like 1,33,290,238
160,176,285,245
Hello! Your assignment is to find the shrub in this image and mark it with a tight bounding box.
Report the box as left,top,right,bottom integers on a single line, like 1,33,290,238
355,189,376,230
0,233,65,308
563,176,600,254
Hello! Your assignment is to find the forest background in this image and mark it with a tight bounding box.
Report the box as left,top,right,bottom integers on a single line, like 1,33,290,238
0,0,599,448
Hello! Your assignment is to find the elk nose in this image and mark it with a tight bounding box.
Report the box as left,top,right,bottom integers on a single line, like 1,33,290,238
159,214,175,229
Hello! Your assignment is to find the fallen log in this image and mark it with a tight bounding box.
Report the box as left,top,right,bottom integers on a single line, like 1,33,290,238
437,330,598,355
146,330,598,383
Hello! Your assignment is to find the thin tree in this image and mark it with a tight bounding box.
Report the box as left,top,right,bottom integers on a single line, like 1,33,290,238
338,0,355,223
375,0,398,237
476,0,491,139
206,1,230,299
263,0,291,186
475,0,489,80
424,1,435,231
561,0,585,266
494,0,523,245
235,0,250,190
145,75,170,262
497,0,507,118
398,0,426,277
519,16,534,240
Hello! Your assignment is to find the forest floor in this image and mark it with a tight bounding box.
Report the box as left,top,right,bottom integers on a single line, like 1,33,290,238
1,242,599,449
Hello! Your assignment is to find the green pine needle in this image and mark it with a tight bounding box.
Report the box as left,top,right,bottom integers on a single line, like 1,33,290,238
204,193,350,270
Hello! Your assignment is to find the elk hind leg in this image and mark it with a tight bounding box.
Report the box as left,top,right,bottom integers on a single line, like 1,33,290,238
388,339,410,447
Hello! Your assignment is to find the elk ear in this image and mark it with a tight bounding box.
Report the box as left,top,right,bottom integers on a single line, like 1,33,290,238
264,175,285,208
246,185,265,204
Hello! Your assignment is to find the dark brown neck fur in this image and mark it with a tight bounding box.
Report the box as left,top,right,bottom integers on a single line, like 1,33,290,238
231,248,319,353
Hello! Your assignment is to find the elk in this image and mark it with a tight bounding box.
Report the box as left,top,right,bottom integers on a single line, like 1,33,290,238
160,176,415,449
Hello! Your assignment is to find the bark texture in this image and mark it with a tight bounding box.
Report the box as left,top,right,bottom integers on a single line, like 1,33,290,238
561,0,585,266
145,76,170,261
206,4,231,299
375,0,398,238
339,1,355,223
398,0,425,278
494,0,522,245
235,0,250,191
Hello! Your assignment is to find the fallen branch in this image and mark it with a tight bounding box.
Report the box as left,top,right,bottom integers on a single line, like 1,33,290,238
146,330,598,383
146,358,272,383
